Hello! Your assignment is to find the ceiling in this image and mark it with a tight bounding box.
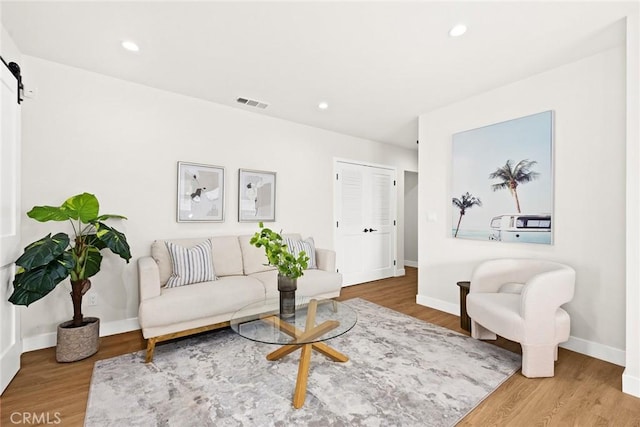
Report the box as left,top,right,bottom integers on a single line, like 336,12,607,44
1,1,636,150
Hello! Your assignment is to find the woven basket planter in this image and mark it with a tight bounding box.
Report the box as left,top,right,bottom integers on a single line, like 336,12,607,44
56,317,100,362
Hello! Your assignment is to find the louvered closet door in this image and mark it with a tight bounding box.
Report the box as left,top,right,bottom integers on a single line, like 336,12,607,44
335,161,396,286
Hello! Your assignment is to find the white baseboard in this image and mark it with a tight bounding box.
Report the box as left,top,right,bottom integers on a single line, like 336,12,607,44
415,294,458,316
404,260,418,268
560,336,626,367
22,317,141,353
394,268,406,277
22,333,57,353
416,295,627,367
623,370,640,397
102,317,141,337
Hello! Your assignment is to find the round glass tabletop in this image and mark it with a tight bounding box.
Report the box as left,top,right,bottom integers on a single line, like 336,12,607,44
230,297,358,345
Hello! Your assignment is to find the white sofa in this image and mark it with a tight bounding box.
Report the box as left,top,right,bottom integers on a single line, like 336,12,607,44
137,234,342,362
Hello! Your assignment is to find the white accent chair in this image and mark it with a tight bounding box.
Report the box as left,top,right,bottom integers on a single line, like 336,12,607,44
466,258,575,378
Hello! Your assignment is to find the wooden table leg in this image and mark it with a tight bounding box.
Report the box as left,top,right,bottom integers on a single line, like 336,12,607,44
293,343,313,408
260,299,350,408
266,320,339,361
311,342,349,362
292,299,319,408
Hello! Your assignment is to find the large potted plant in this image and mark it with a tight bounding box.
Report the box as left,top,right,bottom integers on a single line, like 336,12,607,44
9,193,131,362
250,222,309,317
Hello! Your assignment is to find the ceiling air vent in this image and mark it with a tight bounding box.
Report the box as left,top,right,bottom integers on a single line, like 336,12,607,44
236,97,269,109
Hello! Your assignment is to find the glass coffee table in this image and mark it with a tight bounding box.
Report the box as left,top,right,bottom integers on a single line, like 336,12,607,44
230,297,357,408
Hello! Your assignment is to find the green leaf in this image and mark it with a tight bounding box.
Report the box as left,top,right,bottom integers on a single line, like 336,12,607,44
9,252,74,306
84,233,107,250
62,193,99,223
7,286,43,306
249,222,308,280
15,233,70,270
95,222,131,262
27,206,73,222
57,251,76,271
83,247,103,278
95,214,128,221
27,193,100,224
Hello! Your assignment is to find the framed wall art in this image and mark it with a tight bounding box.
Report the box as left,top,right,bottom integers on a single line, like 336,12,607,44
177,161,225,222
238,169,276,222
451,110,554,245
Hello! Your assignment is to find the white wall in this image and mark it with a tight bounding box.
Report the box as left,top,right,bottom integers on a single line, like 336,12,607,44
18,56,417,345
418,45,627,365
1,27,20,64
404,171,418,266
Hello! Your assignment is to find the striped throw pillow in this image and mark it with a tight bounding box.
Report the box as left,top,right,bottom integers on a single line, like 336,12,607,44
165,239,216,287
284,237,317,269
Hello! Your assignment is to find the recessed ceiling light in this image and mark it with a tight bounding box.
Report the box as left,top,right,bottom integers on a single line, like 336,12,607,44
121,40,140,52
449,24,467,37
318,102,329,110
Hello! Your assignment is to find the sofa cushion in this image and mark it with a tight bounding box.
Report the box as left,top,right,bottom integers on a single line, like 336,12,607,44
165,239,216,288
238,235,276,275
152,237,216,286
210,236,244,276
139,276,266,329
250,269,342,299
284,236,317,269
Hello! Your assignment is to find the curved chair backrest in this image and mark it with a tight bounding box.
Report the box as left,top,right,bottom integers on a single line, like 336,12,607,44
470,258,574,295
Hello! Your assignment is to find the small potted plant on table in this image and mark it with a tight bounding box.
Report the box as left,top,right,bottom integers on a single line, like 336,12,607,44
250,222,309,317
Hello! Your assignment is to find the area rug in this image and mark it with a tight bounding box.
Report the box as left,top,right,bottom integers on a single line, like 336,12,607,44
85,298,520,426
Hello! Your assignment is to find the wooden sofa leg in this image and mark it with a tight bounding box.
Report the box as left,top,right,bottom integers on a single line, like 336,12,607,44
145,338,157,363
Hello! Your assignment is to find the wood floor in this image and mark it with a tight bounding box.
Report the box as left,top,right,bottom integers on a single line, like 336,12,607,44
1,267,639,426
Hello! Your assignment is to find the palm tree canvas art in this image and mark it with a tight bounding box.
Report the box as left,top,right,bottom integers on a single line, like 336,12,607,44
489,159,540,213
451,111,553,244
452,192,483,237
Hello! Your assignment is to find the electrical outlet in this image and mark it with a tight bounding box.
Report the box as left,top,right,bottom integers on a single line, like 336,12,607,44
87,293,98,306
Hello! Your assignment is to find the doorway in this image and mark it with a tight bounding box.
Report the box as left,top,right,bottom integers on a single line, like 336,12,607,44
404,171,418,268
334,160,397,286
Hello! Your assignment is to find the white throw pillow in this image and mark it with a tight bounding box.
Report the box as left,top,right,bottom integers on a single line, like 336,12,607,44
165,239,216,287
284,237,317,269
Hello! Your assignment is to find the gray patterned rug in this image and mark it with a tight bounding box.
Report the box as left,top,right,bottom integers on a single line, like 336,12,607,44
85,298,520,426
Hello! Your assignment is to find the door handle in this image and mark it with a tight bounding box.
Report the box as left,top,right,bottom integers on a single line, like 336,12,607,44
363,228,369,233
368,228,377,232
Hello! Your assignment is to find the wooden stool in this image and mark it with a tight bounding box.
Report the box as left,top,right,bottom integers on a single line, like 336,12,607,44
457,281,471,332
